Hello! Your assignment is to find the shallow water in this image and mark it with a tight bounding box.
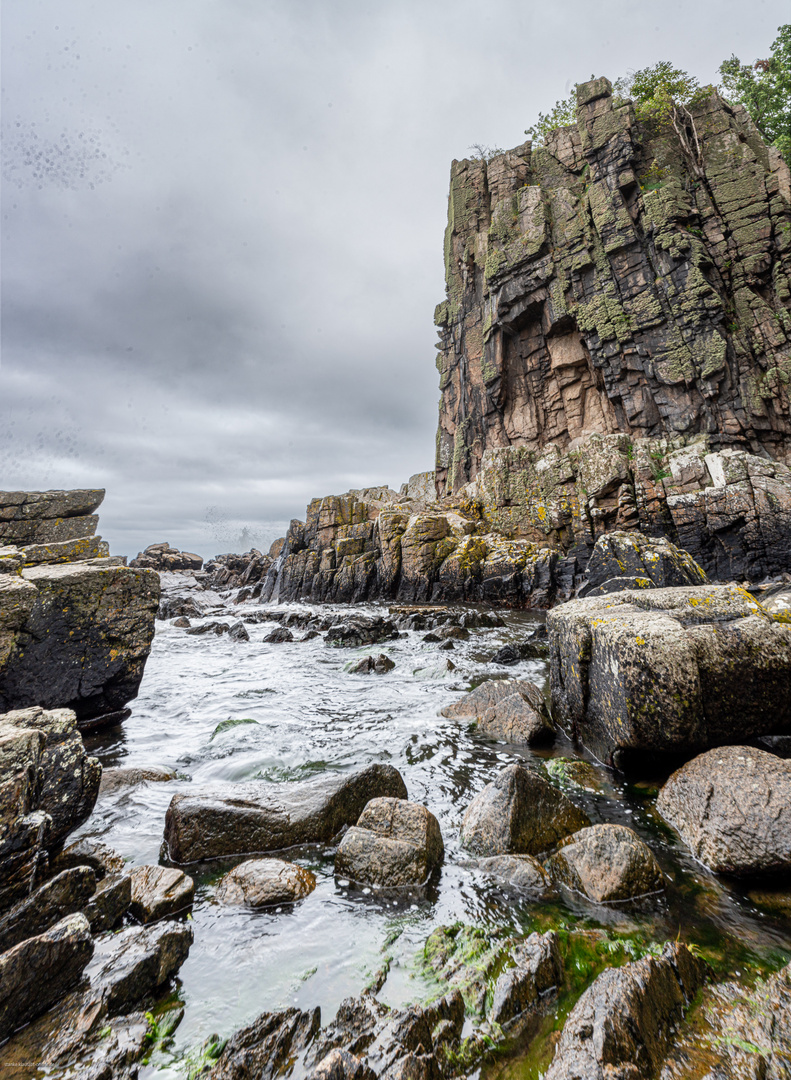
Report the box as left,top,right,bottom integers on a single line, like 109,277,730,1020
74,597,791,1076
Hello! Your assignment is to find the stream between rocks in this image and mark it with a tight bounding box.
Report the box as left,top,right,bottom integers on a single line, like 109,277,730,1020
74,592,791,1079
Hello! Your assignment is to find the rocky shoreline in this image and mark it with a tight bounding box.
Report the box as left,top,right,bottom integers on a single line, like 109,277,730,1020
1,72,791,1080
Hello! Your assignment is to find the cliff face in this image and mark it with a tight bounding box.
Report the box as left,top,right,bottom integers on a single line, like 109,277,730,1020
434,77,791,495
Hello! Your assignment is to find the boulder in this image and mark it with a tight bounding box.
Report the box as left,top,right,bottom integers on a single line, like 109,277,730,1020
83,871,131,932
209,1007,321,1080
158,593,204,619
325,618,400,648
0,562,159,724
349,654,395,674
460,764,589,856
128,865,195,922
187,620,231,636
99,765,176,795
548,824,665,902
216,858,316,906
579,530,708,597
548,583,791,763
544,943,706,1080
263,626,294,643
656,745,791,875
490,931,562,1027
478,692,554,746
441,678,547,722
335,798,444,887
476,854,554,898
229,621,250,641
0,866,96,952
86,920,193,1015
164,764,408,863
0,912,94,1040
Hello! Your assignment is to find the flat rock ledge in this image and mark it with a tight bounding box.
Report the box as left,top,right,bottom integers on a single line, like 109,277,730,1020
656,745,791,875
548,582,791,763
163,764,408,863
335,797,444,887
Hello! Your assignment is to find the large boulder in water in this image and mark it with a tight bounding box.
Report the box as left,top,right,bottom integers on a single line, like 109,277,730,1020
578,530,707,597
163,764,408,862
544,943,706,1080
548,582,791,764
460,764,589,856
656,745,791,875
548,824,665,902
216,858,316,906
335,797,444,887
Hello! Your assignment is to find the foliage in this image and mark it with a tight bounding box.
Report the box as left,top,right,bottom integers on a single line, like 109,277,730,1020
719,24,791,164
524,89,577,145
615,62,709,125
468,143,505,162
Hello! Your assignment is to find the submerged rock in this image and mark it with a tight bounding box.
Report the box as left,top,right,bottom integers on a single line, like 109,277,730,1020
544,943,706,1080
128,865,195,922
335,797,444,887
656,745,791,875
548,824,665,902
0,912,94,1040
164,764,408,863
548,583,791,763
216,858,316,907
460,764,589,856
476,854,554,898
99,765,176,794
349,654,395,674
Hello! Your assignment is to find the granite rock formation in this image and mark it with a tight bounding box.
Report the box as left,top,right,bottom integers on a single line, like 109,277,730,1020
0,489,159,726
129,542,203,571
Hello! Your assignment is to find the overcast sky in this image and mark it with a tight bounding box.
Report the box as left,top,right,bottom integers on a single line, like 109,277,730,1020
2,0,786,557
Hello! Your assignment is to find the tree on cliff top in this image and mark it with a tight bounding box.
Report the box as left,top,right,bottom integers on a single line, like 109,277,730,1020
719,24,791,165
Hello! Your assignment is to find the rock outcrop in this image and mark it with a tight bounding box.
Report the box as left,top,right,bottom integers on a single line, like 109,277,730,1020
548,823,665,902
548,582,791,763
129,541,203,571
0,489,159,726
335,797,444,887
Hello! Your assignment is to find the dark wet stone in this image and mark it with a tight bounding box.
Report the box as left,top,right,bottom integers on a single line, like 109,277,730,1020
229,621,251,641
301,630,321,642
263,626,294,643
128,865,194,922
50,837,126,879
209,1006,321,1080
216,858,316,907
172,616,191,627
544,943,706,1080
657,745,791,875
325,618,400,649
490,931,562,1028
87,920,193,1016
187,621,231,636
83,871,131,932
349,654,396,674
164,764,408,863
0,866,96,953
548,824,665,903
335,798,444,887
460,764,589,857
0,913,94,1040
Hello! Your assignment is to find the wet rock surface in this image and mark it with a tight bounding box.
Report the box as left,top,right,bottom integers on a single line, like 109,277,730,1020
476,854,554,897
460,763,590,856
163,764,409,862
548,823,665,902
208,1006,321,1079
128,864,195,921
656,745,791,875
335,797,444,887
545,943,707,1080
0,912,94,1039
87,920,194,1016
0,865,96,952
349,654,396,674
490,930,562,1028
216,857,317,906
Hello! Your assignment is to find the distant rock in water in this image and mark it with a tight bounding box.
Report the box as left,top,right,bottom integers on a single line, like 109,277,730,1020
130,542,203,571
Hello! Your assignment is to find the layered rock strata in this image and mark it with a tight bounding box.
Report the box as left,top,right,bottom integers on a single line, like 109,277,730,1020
0,489,159,725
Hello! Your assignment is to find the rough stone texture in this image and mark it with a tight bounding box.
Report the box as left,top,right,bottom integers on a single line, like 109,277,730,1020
0,514,100,546
548,582,791,763
548,823,665,902
0,912,94,1040
216,858,316,906
0,561,160,723
656,745,791,875
662,960,791,1080
434,80,791,497
129,541,203,571
0,489,105,522
545,943,707,1080
50,837,126,878
476,854,554,897
490,931,562,1028
325,617,400,648
83,871,131,932
208,1008,321,1080
460,763,590,856
128,864,194,922
99,765,177,794
440,677,546,720
0,866,96,952
478,691,554,745
349,654,396,674
335,797,444,887
164,764,409,862
579,529,707,596
86,920,193,1016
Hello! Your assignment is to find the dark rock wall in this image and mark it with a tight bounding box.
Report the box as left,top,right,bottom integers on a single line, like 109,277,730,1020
435,78,791,495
